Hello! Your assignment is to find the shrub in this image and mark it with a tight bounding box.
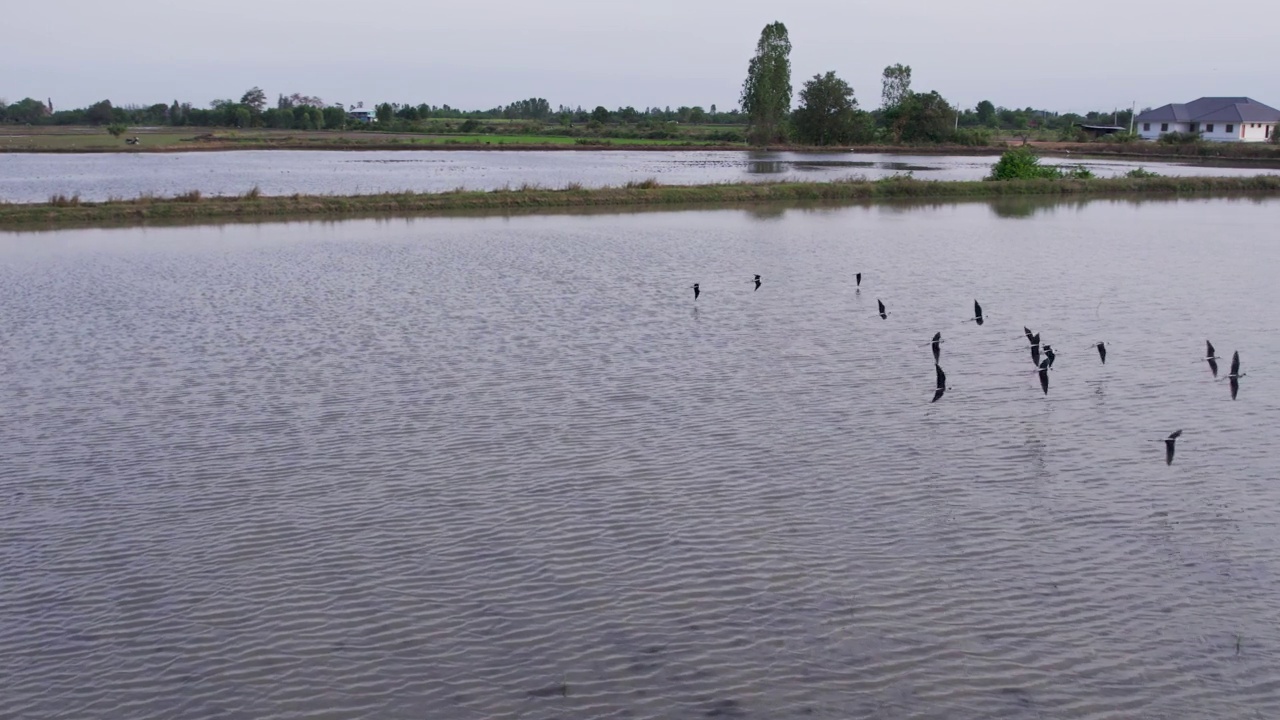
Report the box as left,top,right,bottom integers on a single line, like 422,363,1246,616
1125,167,1161,178
624,178,661,189
106,123,128,138
1099,131,1138,143
174,189,202,202
1064,165,1095,179
1159,131,1201,145
49,193,82,207
986,147,1064,181
243,185,262,200
953,128,993,146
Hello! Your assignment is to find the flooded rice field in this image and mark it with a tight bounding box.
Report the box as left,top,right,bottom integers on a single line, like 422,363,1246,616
1,148,1276,203
2,196,1280,719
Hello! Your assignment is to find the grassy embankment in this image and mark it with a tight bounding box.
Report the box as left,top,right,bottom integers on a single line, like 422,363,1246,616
5,175,1280,229
7,126,1280,162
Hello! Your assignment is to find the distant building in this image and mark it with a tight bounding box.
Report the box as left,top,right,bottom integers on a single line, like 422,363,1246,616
1135,97,1279,142
1075,124,1126,139
348,104,375,123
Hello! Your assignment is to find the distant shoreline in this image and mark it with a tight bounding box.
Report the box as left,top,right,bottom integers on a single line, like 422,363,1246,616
4,175,1279,231
6,142,1280,165
4,128,1280,165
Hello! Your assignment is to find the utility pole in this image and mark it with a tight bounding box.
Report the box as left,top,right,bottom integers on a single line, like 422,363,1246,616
1129,101,1136,134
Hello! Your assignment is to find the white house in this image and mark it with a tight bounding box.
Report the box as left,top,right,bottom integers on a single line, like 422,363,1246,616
1135,97,1279,142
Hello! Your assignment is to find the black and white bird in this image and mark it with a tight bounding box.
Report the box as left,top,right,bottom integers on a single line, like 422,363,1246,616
877,299,888,320
1228,351,1245,400
1164,429,1183,465
692,283,700,300
932,363,948,403
1024,327,1041,367
753,274,761,291
1205,340,1221,377
1037,357,1051,395
1094,341,1107,364
930,332,942,363
967,300,985,326
1043,345,1057,368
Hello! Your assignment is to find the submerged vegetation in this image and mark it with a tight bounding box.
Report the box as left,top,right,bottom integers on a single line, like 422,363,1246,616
4,175,1279,230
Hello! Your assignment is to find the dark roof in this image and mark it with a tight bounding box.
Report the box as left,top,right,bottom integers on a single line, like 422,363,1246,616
1136,97,1280,123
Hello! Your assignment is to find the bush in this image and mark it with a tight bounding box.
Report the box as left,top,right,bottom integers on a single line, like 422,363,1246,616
1064,165,1095,179
106,123,128,138
986,147,1064,181
1125,167,1161,178
952,128,993,146
1099,131,1138,143
1159,131,1201,145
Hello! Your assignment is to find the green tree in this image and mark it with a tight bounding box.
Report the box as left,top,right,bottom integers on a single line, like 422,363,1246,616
740,21,792,145
106,123,128,138
375,102,394,124
975,100,996,127
322,106,347,130
240,87,267,113
591,106,611,123
890,91,955,143
880,64,912,109
86,99,114,125
792,71,861,145
233,107,251,128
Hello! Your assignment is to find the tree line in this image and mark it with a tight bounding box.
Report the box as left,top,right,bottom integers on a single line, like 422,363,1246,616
738,22,1177,146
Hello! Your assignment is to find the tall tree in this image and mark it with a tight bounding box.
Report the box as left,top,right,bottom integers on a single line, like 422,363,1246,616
880,64,912,109
240,87,267,113
793,71,860,146
975,99,996,127
740,21,793,145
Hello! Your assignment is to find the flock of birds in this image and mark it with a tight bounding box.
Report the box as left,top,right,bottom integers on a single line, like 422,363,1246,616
691,273,1247,466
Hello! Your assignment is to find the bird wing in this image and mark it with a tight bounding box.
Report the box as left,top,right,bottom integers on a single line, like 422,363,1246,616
974,300,982,318
1231,351,1240,376
878,300,885,313
935,364,946,388
1208,357,1219,377
1024,326,1034,343
1169,429,1183,440
1098,344,1107,363
1231,377,1239,400
931,388,945,403
932,332,941,342
1206,340,1215,358
1038,368,1050,394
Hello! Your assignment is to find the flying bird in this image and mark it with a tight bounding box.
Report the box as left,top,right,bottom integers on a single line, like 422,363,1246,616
1164,429,1183,465
932,363,948,403
753,274,761,291
968,300,985,326
1205,340,1221,377
1024,327,1042,367
1043,345,1057,368
877,299,888,320
930,332,942,363
692,283,700,300
1037,357,1051,395
1094,341,1107,364
1228,351,1245,400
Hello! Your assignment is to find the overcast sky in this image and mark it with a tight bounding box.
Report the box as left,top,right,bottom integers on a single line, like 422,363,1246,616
6,0,1277,114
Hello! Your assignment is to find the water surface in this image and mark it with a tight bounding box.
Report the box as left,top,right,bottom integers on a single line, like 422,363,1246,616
1,149,1276,202
2,197,1280,719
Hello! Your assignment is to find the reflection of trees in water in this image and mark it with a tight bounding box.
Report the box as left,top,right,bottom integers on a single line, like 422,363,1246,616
747,160,787,174
747,204,788,220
